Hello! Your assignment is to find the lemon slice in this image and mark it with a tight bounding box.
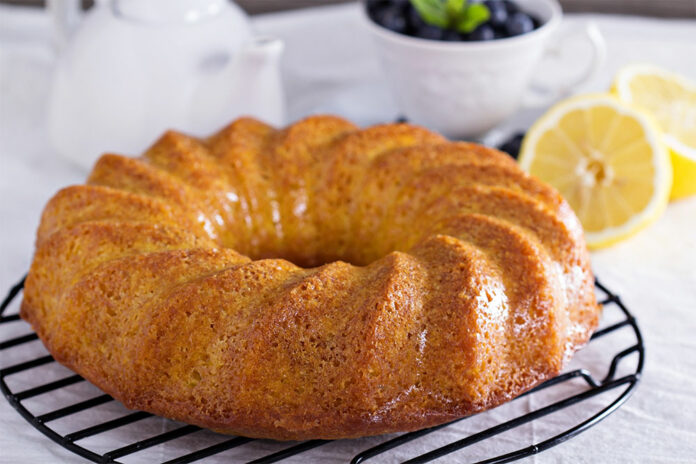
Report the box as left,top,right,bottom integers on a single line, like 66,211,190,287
519,94,672,249
613,64,696,200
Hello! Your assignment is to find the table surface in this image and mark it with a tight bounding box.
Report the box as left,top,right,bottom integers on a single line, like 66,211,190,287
1,3,695,463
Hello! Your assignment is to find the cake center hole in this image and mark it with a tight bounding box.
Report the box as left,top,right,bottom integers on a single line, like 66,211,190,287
233,234,387,268
245,247,377,269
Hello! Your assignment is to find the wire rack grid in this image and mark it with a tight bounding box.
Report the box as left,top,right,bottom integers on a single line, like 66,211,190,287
1,276,643,464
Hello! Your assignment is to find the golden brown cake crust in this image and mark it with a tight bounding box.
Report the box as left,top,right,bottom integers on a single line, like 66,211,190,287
21,115,600,440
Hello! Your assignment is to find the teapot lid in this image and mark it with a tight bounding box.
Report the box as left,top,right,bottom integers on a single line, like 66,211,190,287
114,0,230,24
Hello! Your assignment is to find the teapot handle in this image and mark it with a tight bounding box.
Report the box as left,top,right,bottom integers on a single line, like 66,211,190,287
47,0,83,52
48,0,110,52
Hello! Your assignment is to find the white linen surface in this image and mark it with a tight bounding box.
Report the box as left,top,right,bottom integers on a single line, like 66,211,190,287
1,3,694,463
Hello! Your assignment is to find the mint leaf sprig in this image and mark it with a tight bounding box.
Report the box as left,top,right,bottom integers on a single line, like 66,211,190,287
410,0,491,34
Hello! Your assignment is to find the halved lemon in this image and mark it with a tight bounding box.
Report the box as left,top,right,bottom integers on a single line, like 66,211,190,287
613,64,696,200
519,94,672,249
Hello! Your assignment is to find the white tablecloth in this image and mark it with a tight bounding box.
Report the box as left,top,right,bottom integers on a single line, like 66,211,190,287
1,3,695,463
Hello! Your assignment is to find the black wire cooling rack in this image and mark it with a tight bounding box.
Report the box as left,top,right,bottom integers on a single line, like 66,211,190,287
0,275,643,464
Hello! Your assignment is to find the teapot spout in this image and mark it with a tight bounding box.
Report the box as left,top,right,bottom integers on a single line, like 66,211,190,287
229,36,286,126
190,36,286,132
238,36,285,65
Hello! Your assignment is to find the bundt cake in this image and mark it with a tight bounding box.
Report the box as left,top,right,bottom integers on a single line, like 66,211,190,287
21,116,600,440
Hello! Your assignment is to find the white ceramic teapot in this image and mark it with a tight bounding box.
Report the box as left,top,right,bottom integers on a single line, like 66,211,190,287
47,0,285,169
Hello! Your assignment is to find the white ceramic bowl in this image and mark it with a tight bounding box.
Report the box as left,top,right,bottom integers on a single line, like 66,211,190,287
363,0,597,139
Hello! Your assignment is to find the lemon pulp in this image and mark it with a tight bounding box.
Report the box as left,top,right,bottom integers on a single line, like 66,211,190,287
613,65,696,200
519,94,672,249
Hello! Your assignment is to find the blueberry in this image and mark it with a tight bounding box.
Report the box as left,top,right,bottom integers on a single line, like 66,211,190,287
366,0,389,16
503,0,520,14
498,132,525,159
485,0,508,28
415,24,445,40
406,4,427,32
373,5,408,34
493,27,507,39
442,29,464,41
531,15,542,29
469,24,495,41
506,12,534,36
